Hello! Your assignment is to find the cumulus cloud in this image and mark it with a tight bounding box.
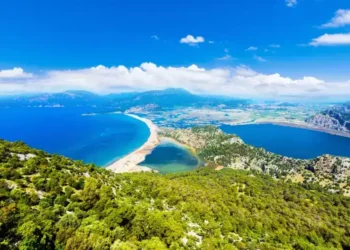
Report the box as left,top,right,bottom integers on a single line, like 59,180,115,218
151,35,159,40
286,0,297,7
235,65,258,77
321,9,350,28
309,33,350,46
0,68,33,78
1,64,350,99
180,35,205,46
246,46,258,51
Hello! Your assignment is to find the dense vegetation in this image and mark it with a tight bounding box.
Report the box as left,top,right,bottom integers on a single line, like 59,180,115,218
1,139,350,249
161,126,350,196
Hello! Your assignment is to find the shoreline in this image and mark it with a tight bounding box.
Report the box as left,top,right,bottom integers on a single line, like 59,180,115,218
224,121,350,139
106,114,159,173
160,136,199,159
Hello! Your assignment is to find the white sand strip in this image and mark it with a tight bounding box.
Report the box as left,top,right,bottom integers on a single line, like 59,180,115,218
106,114,159,173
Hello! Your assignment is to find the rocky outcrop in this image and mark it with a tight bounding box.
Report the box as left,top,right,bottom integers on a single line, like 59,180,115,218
306,114,348,132
306,103,350,133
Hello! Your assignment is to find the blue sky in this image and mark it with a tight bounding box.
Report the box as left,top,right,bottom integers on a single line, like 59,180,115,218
1,0,350,99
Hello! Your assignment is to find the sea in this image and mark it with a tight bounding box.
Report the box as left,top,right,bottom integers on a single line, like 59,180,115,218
2,107,350,170
0,107,150,166
221,124,350,159
0,107,198,172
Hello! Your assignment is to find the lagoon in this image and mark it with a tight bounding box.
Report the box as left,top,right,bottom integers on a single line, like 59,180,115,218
221,124,350,159
140,139,199,174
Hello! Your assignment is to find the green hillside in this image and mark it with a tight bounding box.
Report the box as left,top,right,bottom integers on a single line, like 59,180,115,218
161,126,350,196
0,139,350,249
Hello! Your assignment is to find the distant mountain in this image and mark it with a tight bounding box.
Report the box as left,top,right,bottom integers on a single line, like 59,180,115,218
306,102,350,133
108,88,248,110
277,102,298,107
0,88,248,110
0,91,105,108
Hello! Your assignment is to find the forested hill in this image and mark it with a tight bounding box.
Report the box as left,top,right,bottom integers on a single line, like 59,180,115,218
161,126,350,196
1,139,350,249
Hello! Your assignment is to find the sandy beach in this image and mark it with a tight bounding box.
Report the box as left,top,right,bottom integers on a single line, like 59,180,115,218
106,114,159,173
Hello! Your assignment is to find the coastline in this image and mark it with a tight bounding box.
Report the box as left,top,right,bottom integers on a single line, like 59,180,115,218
160,137,198,158
225,120,350,139
106,114,159,173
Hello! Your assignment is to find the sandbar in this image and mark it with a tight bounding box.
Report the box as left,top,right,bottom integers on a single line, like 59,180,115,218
106,114,159,173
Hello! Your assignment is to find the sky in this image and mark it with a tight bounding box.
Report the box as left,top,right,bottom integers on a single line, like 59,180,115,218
1,0,350,100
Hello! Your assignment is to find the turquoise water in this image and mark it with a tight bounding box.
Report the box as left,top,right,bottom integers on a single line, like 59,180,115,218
0,108,150,166
141,139,199,174
221,124,350,159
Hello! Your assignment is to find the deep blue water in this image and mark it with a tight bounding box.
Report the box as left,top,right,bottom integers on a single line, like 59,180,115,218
0,108,150,166
221,124,350,159
141,140,199,174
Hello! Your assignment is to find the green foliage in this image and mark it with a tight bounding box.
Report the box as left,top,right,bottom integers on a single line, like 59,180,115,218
0,139,350,249
163,126,350,195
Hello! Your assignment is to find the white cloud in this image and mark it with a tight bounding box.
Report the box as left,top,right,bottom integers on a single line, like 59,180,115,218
321,9,350,28
254,55,267,62
269,44,280,48
246,46,258,51
286,0,297,7
180,35,205,46
217,55,232,61
216,49,234,60
208,41,215,44
0,67,33,78
235,65,258,77
2,63,350,99
151,35,159,40
309,33,350,46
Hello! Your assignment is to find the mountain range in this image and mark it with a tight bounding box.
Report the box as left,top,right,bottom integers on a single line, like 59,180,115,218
0,89,248,110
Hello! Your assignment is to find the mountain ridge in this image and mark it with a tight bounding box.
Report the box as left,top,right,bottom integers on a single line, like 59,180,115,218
0,88,248,110
306,102,350,134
